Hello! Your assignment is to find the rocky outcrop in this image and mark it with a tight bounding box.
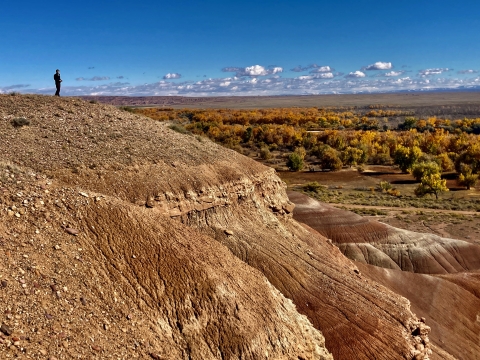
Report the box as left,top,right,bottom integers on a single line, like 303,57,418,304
289,191,480,274
0,95,433,359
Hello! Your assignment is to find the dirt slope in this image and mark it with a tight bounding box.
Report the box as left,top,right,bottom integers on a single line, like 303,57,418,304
357,265,480,360
288,191,480,274
1,95,432,359
288,191,480,359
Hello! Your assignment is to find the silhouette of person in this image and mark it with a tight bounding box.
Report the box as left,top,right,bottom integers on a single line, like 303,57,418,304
54,69,62,96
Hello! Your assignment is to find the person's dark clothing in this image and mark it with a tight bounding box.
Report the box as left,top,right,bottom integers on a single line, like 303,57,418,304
54,73,61,96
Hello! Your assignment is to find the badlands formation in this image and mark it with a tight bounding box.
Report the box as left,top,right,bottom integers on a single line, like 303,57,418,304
290,192,480,359
0,94,442,359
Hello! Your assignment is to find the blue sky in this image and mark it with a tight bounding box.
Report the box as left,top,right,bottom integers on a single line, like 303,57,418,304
1,0,480,96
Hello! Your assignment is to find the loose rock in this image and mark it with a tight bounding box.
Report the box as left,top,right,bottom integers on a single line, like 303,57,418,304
0,323,13,336
65,227,79,235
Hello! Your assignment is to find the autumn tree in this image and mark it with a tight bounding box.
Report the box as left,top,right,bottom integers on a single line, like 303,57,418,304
458,164,479,190
311,144,343,171
394,145,422,173
342,146,365,167
414,173,448,199
411,161,441,181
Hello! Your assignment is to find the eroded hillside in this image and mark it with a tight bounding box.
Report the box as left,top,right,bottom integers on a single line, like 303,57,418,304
1,95,432,359
290,191,480,359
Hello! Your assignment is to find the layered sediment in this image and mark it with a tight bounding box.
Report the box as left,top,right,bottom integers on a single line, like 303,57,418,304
289,191,480,274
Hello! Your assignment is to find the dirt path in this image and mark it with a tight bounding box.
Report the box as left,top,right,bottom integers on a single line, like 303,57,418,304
330,203,480,215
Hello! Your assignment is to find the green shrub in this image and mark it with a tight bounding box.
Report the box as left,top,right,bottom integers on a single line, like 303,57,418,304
169,124,188,134
259,146,272,160
286,151,304,171
303,182,323,192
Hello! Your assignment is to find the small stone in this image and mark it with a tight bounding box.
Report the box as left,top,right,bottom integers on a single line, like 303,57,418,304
224,229,234,236
0,323,13,336
62,340,68,348
65,227,79,235
146,197,155,208
103,323,109,331
39,349,47,355
1,280,7,288
54,245,61,250
7,210,14,216
45,313,53,320
121,328,127,333
19,268,25,275
282,203,295,214
50,284,58,292
150,353,161,360
13,340,20,346
12,336,20,342
79,192,89,197
80,297,87,306
126,314,133,320
92,345,101,351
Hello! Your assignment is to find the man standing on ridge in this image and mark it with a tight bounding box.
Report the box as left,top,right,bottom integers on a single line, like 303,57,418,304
54,69,62,96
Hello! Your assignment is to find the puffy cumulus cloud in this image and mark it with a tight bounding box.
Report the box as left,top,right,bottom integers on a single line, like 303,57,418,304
163,73,182,79
457,69,478,74
346,71,366,78
310,66,334,73
418,68,452,77
314,72,335,79
363,62,393,70
76,76,111,81
383,71,404,77
296,73,335,80
223,65,283,77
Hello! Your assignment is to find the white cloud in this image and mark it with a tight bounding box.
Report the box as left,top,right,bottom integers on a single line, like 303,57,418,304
457,69,478,74
296,75,313,80
418,68,451,77
363,62,393,70
346,71,366,78
314,72,334,79
223,65,283,77
310,66,334,73
163,73,182,79
383,71,404,77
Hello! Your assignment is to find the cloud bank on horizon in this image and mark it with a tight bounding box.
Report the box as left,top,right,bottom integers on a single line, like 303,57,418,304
1,61,479,96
